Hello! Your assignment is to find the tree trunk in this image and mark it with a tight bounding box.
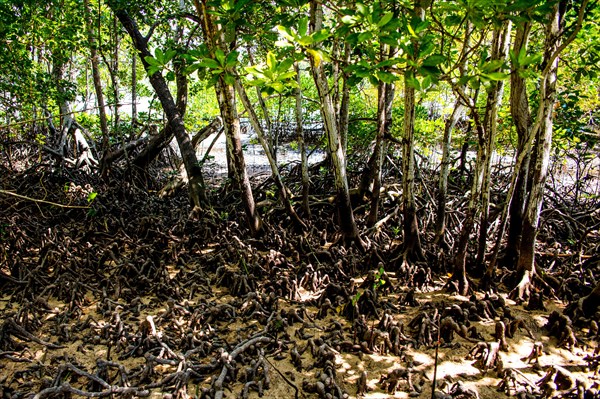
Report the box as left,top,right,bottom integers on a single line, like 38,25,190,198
308,0,360,245
367,79,393,227
234,78,305,229
338,44,351,154
434,23,471,249
131,49,137,136
294,63,311,217
504,21,532,268
476,21,512,269
52,56,75,159
434,99,464,248
401,2,425,260
111,6,206,209
448,111,485,295
83,0,109,155
193,0,262,235
216,78,262,235
511,4,561,301
246,45,275,161
112,14,120,129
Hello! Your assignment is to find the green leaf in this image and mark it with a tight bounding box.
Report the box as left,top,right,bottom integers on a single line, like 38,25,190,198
482,59,505,73
422,54,445,67
199,58,221,69
270,81,285,93
145,56,161,66
278,71,296,80
298,16,308,37
266,52,277,71
277,57,295,73
215,49,226,66
342,15,358,24
377,11,394,27
225,51,239,68
482,72,509,81
376,70,396,83
358,31,373,43
421,75,432,90
164,49,177,64
311,29,330,43
87,192,97,203
147,66,160,76
298,35,314,46
184,64,201,75
405,74,421,90
306,48,329,66
356,3,368,15
276,25,296,42
223,73,235,85
166,71,176,81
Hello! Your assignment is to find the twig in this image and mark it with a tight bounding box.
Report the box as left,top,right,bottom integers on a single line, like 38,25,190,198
0,189,90,209
264,355,300,399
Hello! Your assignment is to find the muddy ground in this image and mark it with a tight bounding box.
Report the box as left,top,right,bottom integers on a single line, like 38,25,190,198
1,160,599,399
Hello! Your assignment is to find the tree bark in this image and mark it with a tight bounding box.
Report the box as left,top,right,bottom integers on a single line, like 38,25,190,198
367,79,393,227
216,78,262,234
193,0,262,235
308,0,360,245
131,49,137,135
294,63,311,217
434,22,471,249
476,21,512,269
434,100,464,248
234,78,305,229
110,5,206,209
338,43,351,154
401,1,425,260
112,14,120,129
504,22,532,268
511,3,563,301
83,0,109,156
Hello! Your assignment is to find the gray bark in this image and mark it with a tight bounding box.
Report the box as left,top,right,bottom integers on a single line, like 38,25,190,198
309,0,360,244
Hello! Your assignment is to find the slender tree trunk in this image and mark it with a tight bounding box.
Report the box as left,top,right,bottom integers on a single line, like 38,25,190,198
338,44,351,154
52,58,75,158
111,6,206,209
402,79,423,259
294,63,311,217
193,0,261,234
401,1,425,260
434,100,464,247
476,21,512,269
504,22,532,268
234,78,305,229
112,14,120,129
128,52,189,174
308,0,360,245
447,82,491,295
448,108,485,295
131,49,137,133
216,79,262,234
246,45,275,161
367,79,393,227
83,0,109,155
